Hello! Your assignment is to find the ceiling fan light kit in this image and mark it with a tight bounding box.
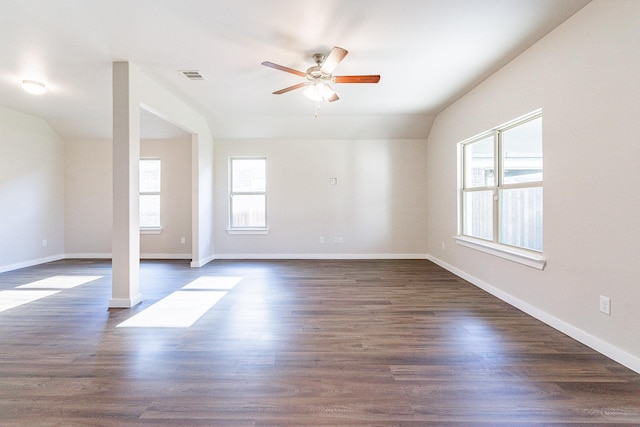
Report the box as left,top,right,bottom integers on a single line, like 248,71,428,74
22,79,47,95
262,46,380,114
304,81,334,102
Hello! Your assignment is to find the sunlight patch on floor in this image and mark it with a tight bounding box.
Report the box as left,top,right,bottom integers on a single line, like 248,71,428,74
17,275,103,289
181,276,243,290
0,275,101,313
117,276,244,328
116,291,228,328
0,290,60,313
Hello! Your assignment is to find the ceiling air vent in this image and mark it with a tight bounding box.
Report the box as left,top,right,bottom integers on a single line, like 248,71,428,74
180,70,204,80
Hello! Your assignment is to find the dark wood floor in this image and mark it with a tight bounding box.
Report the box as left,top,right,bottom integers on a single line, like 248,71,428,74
1,259,639,426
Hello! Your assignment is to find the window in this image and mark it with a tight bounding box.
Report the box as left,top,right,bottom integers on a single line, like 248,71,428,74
140,158,161,230
229,157,266,231
459,111,543,257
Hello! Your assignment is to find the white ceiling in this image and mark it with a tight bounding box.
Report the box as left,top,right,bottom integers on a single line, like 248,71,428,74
0,0,591,141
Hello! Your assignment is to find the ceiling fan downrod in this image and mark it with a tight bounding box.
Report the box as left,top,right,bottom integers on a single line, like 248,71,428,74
312,53,325,65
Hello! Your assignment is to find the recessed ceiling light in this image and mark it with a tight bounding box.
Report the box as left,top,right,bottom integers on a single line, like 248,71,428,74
22,79,47,95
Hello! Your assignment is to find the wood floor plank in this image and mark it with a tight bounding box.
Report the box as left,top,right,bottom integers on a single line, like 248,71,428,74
0,259,639,425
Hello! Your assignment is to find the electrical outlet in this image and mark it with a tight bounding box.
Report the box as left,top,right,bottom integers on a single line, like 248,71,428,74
319,237,324,244
180,237,186,244
41,239,47,247
441,241,445,250
333,236,343,244
599,295,611,315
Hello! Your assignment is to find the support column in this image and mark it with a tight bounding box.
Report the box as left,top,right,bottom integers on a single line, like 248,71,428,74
110,62,142,308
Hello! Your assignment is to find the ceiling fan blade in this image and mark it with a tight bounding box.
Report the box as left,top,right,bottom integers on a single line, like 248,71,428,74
320,47,348,73
262,61,306,77
272,82,308,95
334,75,381,84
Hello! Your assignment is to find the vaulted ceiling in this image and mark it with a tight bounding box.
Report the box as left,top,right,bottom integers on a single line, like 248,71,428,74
0,0,590,140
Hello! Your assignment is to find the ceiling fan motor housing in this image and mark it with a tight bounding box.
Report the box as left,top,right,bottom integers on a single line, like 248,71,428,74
306,65,331,82
307,53,331,82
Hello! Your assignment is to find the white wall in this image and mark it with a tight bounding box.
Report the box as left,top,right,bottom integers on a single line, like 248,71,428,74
64,137,192,258
64,139,112,256
425,0,640,371
0,107,65,272
214,138,429,258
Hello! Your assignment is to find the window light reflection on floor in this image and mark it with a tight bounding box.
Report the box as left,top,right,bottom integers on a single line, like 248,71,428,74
0,275,103,313
117,291,227,328
0,290,60,313
181,276,243,290
17,275,103,289
117,276,243,328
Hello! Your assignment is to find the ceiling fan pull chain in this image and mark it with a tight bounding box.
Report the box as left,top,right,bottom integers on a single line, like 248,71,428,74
314,101,320,119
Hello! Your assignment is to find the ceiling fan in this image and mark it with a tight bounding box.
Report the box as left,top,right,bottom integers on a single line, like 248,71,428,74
261,47,380,103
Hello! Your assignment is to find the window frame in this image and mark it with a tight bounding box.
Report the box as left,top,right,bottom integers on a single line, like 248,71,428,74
456,110,545,269
227,156,268,234
139,158,162,234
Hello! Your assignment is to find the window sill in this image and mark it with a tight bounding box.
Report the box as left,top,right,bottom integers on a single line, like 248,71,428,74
140,227,163,235
454,236,546,270
226,228,269,235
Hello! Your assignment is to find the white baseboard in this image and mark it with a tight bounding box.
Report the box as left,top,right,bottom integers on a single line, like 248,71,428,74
426,254,640,375
213,253,429,260
191,253,215,268
0,254,65,273
4,253,429,271
64,253,111,259
109,293,142,308
140,253,192,260
65,253,192,260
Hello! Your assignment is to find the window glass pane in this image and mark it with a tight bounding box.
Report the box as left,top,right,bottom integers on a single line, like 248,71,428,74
463,190,493,241
464,136,494,188
502,117,542,185
499,187,543,251
231,195,266,227
140,194,160,228
140,159,161,193
232,159,266,193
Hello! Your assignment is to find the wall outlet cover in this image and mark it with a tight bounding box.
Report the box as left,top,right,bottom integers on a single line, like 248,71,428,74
599,295,611,315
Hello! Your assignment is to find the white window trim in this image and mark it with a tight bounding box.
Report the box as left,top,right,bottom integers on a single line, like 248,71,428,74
457,110,544,265
226,228,269,235
140,227,163,235
454,235,546,270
